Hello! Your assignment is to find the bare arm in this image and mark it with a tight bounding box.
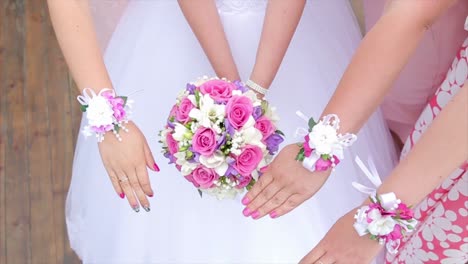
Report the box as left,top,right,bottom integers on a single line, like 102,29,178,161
47,0,112,91
249,0,306,88
178,0,240,80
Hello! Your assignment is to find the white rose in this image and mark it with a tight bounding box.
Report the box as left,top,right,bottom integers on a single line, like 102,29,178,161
199,151,229,176
189,94,225,128
86,96,114,127
241,125,266,150
308,122,339,155
367,216,396,236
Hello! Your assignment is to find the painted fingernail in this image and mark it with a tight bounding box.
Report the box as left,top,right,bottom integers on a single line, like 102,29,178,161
133,205,140,213
251,211,260,219
260,166,269,173
119,193,125,199
153,162,160,172
270,211,278,219
148,193,154,198
241,196,250,205
143,206,151,212
243,207,252,217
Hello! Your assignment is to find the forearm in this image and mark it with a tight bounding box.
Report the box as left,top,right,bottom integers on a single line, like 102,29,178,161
249,0,306,88
378,85,467,205
178,0,239,81
47,0,112,92
321,0,456,133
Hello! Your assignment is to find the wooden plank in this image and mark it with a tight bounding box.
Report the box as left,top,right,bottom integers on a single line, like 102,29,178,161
0,0,7,262
44,5,81,263
24,0,57,263
3,0,32,263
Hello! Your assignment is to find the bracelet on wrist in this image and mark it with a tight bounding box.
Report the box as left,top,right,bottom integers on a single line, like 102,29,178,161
245,79,268,96
295,112,357,172
352,156,418,254
77,88,133,142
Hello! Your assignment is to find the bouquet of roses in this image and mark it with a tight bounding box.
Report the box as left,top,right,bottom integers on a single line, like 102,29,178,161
159,77,284,199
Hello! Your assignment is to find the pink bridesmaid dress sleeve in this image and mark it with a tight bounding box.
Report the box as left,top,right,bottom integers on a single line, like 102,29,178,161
364,0,468,142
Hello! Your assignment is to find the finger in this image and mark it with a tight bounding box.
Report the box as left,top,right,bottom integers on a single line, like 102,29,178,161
136,165,154,197
314,253,336,264
143,139,159,172
244,180,283,219
103,163,124,198
258,188,294,219
269,193,307,218
128,168,151,212
241,171,273,206
300,246,326,264
116,169,139,212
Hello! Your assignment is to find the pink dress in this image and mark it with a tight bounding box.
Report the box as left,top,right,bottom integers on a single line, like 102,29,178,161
364,0,468,142
385,34,468,263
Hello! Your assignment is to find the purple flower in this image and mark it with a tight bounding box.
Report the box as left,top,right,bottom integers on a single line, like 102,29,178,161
265,133,284,154
252,106,263,120
233,80,248,93
216,133,227,149
186,83,196,94
224,119,236,137
164,152,176,164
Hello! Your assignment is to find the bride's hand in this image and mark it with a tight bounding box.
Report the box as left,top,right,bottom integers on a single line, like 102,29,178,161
300,209,383,264
241,144,331,219
98,121,159,212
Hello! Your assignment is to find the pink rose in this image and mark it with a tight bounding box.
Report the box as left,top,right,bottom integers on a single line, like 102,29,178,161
397,203,414,220
255,117,275,140
315,158,332,171
166,132,179,155
226,96,253,130
303,135,313,157
191,165,219,189
235,145,263,176
387,224,402,241
192,127,217,156
176,98,194,123
236,175,253,189
169,105,178,119
185,174,200,188
199,79,235,103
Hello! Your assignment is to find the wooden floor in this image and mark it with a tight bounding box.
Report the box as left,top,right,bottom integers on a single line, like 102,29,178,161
1,0,81,263
0,1,365,263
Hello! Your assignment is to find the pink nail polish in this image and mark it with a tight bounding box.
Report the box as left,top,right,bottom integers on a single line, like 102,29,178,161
153,162,160,172
119,193,125,199
241,196,250,205
251,211,260,219
270,211,278,219
260,166,269,173
243,207,252,217
148,193,154,198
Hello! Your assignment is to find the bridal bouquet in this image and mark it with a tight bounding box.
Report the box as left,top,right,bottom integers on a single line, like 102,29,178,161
159,77,284,199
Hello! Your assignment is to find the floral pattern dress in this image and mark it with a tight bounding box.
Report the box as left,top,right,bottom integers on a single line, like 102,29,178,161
386,24,468,264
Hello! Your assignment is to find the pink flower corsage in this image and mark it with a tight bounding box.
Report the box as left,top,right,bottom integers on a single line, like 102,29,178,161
295,112,357,172
353,193,417,254
77,88,133,142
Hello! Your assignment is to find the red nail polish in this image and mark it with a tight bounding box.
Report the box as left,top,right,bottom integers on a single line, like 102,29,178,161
119,193,125,199
153,162,160,172
251,211,260,219
270,211,278,219
243,207,252,217
241,196,250,205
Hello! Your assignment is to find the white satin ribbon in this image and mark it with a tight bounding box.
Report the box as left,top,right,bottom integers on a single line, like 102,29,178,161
76,88,114,106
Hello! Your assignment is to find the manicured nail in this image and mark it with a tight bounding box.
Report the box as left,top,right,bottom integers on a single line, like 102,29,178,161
270,211,278,219
133,206,140,213
119,193,125,199
260,166,269,173
148,193,154,198
241,196,250,205
251,211,260,219
143,206,151,212
153,162,160,172
243,207,252,217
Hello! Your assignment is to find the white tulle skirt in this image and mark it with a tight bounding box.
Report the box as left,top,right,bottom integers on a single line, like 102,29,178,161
67,1,397,263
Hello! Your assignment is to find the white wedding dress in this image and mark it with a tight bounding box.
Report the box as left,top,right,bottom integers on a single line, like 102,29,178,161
67,1,398,263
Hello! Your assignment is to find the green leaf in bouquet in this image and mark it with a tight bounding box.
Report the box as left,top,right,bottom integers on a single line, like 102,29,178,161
113,124,120,133
308,117,317,132
195,90,201,106
275,130,285,137
80,104,88,112
197,189,203,198
117,96,128,105
246,178,256,191
321,154,330,160
186,150,193,159
260,100,269,115
295,148,305,162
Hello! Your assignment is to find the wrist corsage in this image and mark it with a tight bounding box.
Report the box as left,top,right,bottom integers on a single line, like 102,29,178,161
77,88,133,142
295,112,357,172
352,156,418,254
